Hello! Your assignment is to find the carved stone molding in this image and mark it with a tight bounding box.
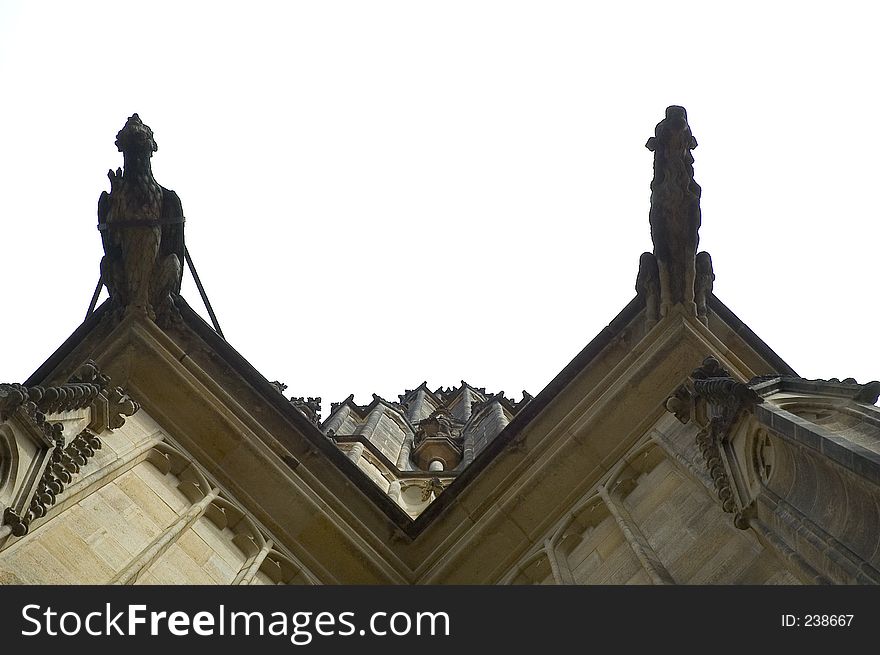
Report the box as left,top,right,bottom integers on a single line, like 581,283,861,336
0,361,110,423
2,428,103,536
666,356,763,528
0,361,141,537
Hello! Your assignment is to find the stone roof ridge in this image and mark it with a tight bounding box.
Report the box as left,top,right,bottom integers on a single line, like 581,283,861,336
748,374,880,405
368,393,411,423
328,393,358,417
323,392,414,432
398,381,442,406
330,382,533,416
434,381,489,404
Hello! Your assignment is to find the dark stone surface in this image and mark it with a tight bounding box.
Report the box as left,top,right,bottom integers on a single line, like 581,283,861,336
646,106,701,315
97,114,185,320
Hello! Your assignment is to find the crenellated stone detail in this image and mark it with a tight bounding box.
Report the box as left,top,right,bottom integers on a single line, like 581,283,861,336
290,397,321,425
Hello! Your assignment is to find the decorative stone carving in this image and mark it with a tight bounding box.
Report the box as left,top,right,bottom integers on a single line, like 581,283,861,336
805,378,880,404
752,428,774,485
421,477,445,502
0,361,109,422
694,251,714,324
98,114,185,321
3,428,103,536
290,397,322,425
666,357,763,528
749,374,880,406
106,386,140,430
411,409,463,472
636,251,660,326
645,106,707,319
0,359,140,537
323,381,526,513
0,385,30,421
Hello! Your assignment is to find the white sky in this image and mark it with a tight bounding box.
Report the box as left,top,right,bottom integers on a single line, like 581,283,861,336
1,2,877,414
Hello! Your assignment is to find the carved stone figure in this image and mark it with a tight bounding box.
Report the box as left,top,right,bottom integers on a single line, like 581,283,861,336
291,397,322,425
412,409,463,471
695,250,715,325
98,114,185,319
646,106,701,317
635,251,660,326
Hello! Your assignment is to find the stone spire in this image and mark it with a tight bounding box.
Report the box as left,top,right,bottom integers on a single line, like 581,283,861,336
636,106,713,326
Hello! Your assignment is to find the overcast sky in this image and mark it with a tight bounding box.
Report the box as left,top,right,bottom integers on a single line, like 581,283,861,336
1,2,877,414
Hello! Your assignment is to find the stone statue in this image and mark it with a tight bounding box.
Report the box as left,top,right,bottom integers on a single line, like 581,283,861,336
98,114,184,319
636,251,660,326
695,250,715,325
646,106,701,318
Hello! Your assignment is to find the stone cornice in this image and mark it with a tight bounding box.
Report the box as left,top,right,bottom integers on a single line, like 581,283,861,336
15,288,800,582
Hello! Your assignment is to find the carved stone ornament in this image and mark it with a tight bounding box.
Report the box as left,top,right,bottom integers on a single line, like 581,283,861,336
1,361,140,537
421,477,445,502
665,357,763,528
639,106,713,325
290,397,322,425
0,360,109,422
4,428,103,536
98,114,185,322
411,409,464,472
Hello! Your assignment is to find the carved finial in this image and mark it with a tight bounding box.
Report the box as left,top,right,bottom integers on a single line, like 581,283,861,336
98,115,185,323
645,106,706,320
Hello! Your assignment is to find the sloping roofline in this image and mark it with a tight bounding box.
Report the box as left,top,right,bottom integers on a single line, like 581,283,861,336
23,292,796,537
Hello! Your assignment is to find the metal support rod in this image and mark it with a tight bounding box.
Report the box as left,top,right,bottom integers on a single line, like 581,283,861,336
86,274,104,319
184,247,224,338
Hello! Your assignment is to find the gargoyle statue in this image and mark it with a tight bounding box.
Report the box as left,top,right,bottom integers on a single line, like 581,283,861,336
635,251,660,327
646,105,702,319
98,114,185,320
694,250,714,326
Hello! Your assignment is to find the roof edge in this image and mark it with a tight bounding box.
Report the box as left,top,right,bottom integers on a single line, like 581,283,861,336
25,301,112,386
708,294,798,377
